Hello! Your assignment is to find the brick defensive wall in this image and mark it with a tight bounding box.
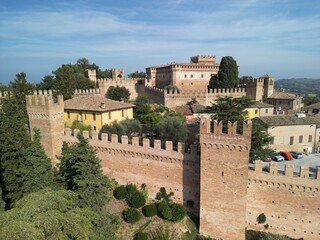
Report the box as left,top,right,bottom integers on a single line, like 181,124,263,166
247,160,320,240
63,128,200,213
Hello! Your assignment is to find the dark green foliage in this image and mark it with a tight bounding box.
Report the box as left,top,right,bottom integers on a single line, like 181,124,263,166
57,133,110,211
142,203,157,217
106,86,131,102
125,183,138,200
99,119,142,140
170,203,186,222
208,56,239,89
0,96,31,206
135,232,148,240
114,185,127,200
19,128,54,198
141,112,163,128
257,213,267,224
303,95,320,106
90,211,120,240
128,191,146,208
157,201,172,220
250,119,274,161
134,95,152,121
122,208,142,223
156,187,174,202
0,188,5,212
0,188,119,240
128,71,146,78
155,116,187,146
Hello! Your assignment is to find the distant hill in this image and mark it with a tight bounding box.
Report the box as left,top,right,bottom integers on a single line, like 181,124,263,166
275,78,320,97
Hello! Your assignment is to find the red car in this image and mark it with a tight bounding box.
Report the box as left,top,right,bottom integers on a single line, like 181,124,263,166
280,151,294,160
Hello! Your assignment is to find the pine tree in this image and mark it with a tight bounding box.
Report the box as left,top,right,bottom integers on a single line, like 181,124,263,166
58,133,110,211
18,128,54,198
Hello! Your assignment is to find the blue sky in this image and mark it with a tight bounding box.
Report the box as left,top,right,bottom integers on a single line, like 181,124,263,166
0,0,319,84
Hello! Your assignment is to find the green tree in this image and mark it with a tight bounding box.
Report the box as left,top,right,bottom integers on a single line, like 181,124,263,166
203,96,253,132
120,118,142,137
250,118,273,162
58,133,110,211
106,86,130,102
0,188,119,240
69,120,92,135
35,75,55,90
303,96,320,106
127,71,146,78
0,188,5,212
134,95,152,121
18,128,54,198
155,116,187,146
0,96,31,206
99,121,125,140
140,112,163,128
209,56,239,89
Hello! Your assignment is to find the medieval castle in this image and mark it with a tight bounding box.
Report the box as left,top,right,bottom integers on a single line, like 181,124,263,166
5,54,316,240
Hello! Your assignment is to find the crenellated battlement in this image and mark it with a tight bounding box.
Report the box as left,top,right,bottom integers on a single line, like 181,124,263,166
26,92,63,107
63,128,199,164
96,78,142,85
73,88,101,95
251,160,320,180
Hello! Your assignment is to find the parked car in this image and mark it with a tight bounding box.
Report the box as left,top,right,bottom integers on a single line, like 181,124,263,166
279,151,294,160
271,154,285,162
290,151,303,159
263,156,272,162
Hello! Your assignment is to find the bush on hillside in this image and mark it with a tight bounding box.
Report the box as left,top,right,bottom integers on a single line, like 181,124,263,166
134,232,148,240
142,203,157,217
114,185,127,200
126,184,138,200
170,203,186,222
127,191,146,208
122,208,141,223
257,213,267,224
157,201,172,220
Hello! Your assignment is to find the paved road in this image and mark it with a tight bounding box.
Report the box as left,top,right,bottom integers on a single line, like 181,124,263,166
251,153,320,176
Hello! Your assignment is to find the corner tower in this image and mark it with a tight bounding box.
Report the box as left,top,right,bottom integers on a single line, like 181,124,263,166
26,91,64,166
199,117,252,240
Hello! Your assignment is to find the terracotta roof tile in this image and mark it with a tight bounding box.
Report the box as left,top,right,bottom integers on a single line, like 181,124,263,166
267,91,300,100
64,95,135,112
250,102,274,108
257,115,320,126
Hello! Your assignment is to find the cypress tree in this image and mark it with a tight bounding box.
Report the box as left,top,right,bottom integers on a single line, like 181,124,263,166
19,128,54,198
209,56,239,89
58,133,110,211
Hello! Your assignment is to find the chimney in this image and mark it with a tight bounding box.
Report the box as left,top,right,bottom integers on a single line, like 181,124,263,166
100,102,106,109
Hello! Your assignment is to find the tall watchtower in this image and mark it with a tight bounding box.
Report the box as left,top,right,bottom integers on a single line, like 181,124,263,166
199,117,252,240
26,91,64,166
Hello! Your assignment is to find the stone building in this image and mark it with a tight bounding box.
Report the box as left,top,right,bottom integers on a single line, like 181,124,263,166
146,55,219,90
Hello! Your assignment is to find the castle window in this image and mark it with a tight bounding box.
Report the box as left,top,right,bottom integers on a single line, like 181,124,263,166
94,126,96,131
270,137,274,145
79,112,83,122
122,110,124,117
290,136,294,145
308,135,312,142
191,74,193,78
93,113,96,121
185,74,187,78
67,111,70,119
109,112,111,120
255,110,258,114
222,171,224,177
85,114,87,120
265,109,268,114
299,136,303,143
191,82,193,85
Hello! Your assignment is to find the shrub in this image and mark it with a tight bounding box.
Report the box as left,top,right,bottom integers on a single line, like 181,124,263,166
134,232,148,240
128,191,146,208
114,185,127,200
143,203,157,217
157,201,169,213
170,203,186,222
126,184,138,200
122,208,141,223
160,205,172,220
257,213,267,224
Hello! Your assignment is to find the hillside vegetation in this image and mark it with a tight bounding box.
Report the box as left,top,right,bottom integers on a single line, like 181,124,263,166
275,78,320,97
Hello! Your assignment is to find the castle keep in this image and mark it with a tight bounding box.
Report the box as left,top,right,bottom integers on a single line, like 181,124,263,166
25,91,320,240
